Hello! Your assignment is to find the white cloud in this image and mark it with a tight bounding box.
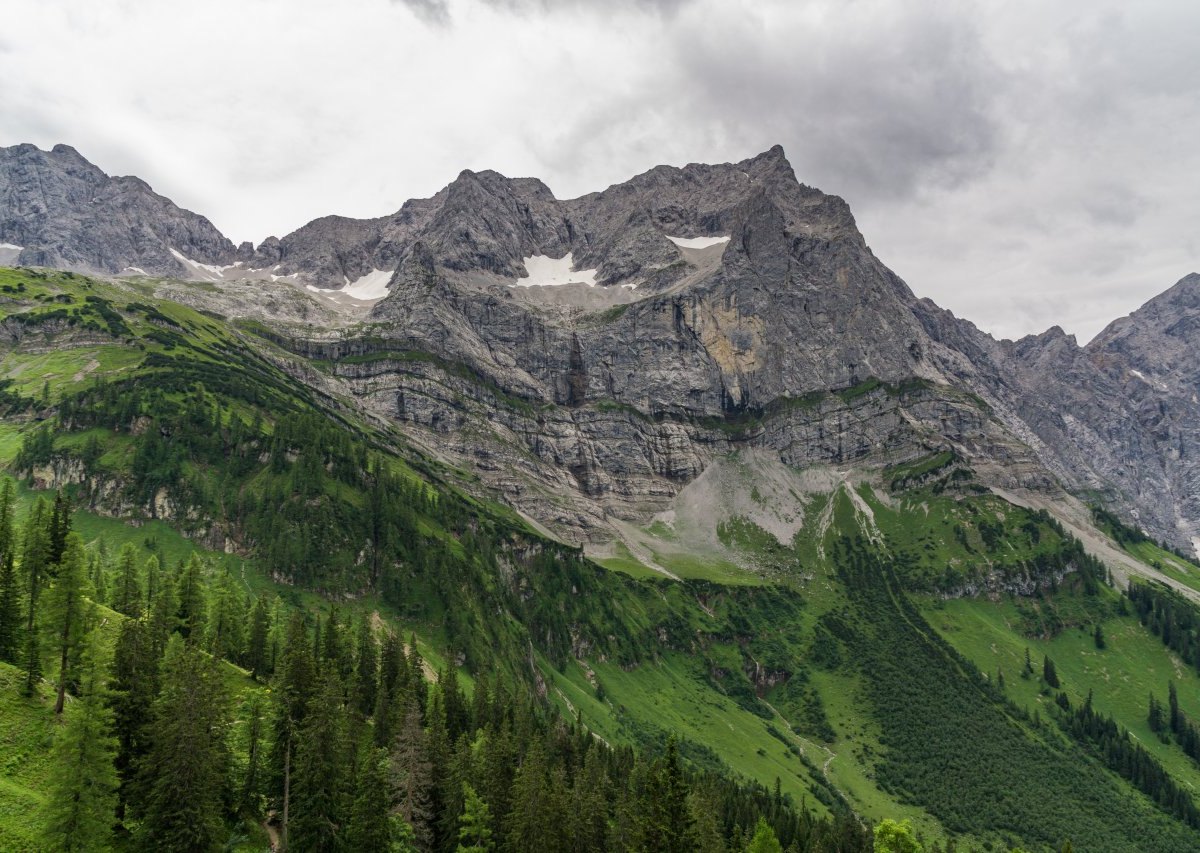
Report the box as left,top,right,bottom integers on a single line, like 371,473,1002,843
2,0,1197,343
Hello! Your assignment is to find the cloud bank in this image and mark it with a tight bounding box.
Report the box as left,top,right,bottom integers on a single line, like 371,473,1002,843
2,0,1197,342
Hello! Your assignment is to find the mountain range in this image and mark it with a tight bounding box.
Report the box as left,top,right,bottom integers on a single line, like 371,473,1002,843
5,140,1200,850
4,140,1193,567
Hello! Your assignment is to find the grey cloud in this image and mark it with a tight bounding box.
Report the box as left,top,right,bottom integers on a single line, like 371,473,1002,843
392,0,450,25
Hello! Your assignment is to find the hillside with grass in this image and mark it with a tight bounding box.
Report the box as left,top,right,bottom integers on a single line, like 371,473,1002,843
1,266,1199,851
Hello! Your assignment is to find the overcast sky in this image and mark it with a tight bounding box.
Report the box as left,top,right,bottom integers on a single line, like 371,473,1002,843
3,0,1197,342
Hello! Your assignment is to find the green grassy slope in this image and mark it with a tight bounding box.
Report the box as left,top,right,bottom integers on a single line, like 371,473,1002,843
3,267,1200,850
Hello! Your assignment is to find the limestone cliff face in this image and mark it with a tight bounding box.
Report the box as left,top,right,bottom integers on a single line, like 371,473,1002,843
912,275,1200,552
2,141,1197,553
0,143,235,277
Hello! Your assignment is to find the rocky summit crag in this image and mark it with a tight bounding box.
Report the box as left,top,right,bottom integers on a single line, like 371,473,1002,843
1,141,1196,558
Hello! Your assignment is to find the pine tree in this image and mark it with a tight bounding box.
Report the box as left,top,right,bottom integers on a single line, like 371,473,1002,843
1093,623,1106,650
1169,680,1181,734
347,747,395,852
40,640,118,853
1021,646,1034,679
44,532,91,714
138,635,230,852
291,671,348,852
391,701,435,852
457,783,494,853
112,542,143,617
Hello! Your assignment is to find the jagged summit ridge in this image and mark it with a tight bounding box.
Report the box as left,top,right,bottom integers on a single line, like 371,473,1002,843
0,140,1198,556
0,143,235,278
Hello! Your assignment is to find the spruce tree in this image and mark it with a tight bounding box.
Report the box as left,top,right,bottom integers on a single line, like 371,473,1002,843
147,564,178,659
1042,654,1060,689
246,594,271,680
354,617,379,717
0,552,20,663
457,783,494,853
0,480,17,663
44,532,91,714
504,739,566,852
40,640,118,853
138,635,230,852
112,542,143,617
0,478,14,560
347,748,395,852
745,817,784,853
291,671,348,852
272,611,315,850
207,569,246,663
88,551,107,606
240,691,267,814
20,497,51,696
109,617,158,821
569,745,610,853
391,701,435,852
175,553,207,641
48,489,71,565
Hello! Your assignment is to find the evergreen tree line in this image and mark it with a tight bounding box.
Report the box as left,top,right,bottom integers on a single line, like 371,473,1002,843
1057,690,1200,828
1127,581,1200,675
822,535,1199,852
1148,681,1200,770
0,482,869,852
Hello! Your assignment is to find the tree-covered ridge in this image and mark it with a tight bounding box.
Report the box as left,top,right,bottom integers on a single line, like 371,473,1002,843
0,483,865,852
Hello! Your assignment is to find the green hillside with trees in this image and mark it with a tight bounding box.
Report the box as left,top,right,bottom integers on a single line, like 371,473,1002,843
0,267,1198,851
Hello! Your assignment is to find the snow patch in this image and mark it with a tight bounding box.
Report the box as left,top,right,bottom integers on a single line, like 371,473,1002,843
513,253,597,288
0,242,22,251
169,248,230,281
1193,537,1200,561
666,235,730,249
1129,368,1168,392
342,269,394,300
122,266,148,276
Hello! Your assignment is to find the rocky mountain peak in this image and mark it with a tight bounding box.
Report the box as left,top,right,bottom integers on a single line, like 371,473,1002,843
0,142,235,277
